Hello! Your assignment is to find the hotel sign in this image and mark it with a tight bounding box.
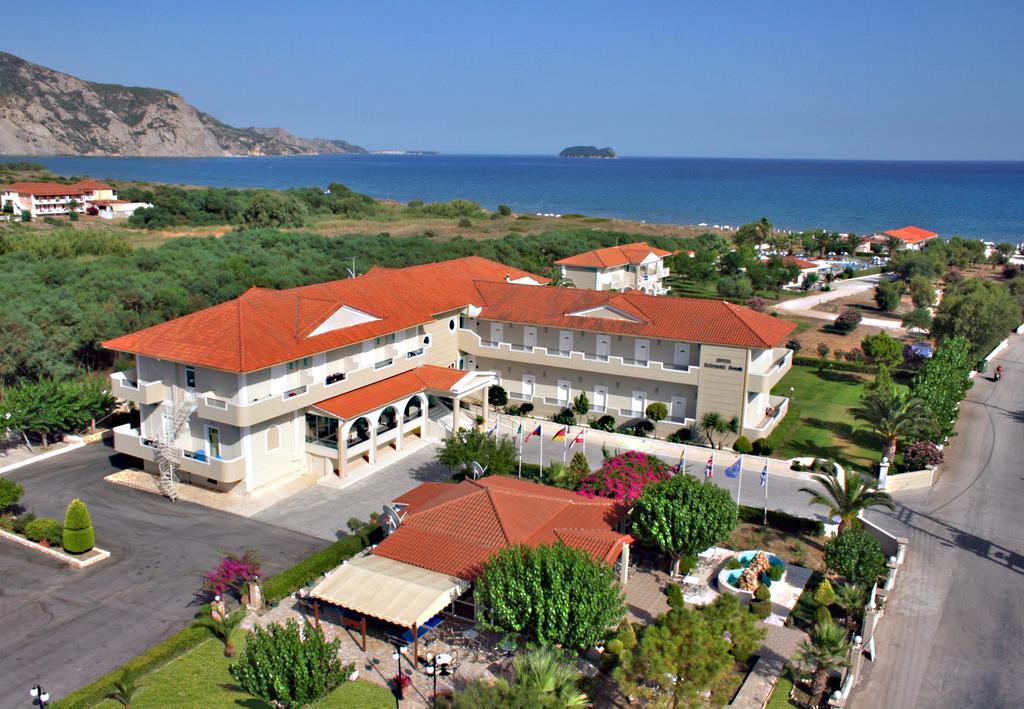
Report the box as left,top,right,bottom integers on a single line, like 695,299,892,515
702,356,744,373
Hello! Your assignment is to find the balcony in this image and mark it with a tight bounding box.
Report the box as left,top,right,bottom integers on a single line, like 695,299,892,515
460,328,700,385
110,370,166,406
744,396,789,436
747,348,793,391
112,424,245,483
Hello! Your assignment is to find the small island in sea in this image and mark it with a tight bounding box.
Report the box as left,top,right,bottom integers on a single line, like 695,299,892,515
558,145,617,159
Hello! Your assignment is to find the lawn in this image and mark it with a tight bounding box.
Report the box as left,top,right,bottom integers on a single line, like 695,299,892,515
771,365,883,471
727,522,824,570
765,676,797,709
93,636,394,709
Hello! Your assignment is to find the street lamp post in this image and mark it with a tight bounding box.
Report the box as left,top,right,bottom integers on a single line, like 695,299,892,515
30,684,50,708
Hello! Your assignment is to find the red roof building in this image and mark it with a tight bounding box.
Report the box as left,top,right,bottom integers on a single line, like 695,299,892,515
374,476,632,579
2,180,117,218
555,242,674,294
883,226,939,249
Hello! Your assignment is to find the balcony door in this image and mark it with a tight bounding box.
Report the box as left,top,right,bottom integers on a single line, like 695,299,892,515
522,374,536,400
206,426,221,459
490,322,503,345
634,339,650,363
670,396,687,421
523,326,537,349
631,391,647,417
593,385,608,412
673,343,691,367
596,334,610,359
557,379,571,404
559,330,573,354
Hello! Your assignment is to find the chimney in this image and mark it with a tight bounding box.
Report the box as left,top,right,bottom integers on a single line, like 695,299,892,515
505,273,511,282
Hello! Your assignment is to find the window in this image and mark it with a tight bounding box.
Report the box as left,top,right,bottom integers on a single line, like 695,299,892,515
448,318,457,332
374,357,394,370
184,365,196,389
375,333,396,347
206,426,221,458
305,413,339,448
266,425,280,451
287,358,310,372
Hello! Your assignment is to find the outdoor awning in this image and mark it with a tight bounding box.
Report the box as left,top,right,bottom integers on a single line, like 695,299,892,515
310,554,470,629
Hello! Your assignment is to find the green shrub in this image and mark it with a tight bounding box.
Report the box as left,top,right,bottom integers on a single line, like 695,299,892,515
24,517,62,545
645,402,668,422
665,583,685,611
12,511,35,535
666,427,691,443
605,638,624,656
62,498,95,553
815,605,833,625
733,436,752,454
751,437,773,456
813,578,836,607
229,619,348,706
497,204,512,216
0,478,24,510
726,557,742,570
737,505,825,536
553,408,576,425
261,529,376,603
824,528,887,585
749,599,773,619
754,584,772,602
589,414,616,432
518,402,534,416
619,620,638,650
457,217,472,228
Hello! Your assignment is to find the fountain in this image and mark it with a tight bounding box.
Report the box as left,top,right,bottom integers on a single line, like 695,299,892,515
717,550,787,600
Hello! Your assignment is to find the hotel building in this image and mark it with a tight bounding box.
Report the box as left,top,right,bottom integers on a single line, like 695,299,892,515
104,252,795,497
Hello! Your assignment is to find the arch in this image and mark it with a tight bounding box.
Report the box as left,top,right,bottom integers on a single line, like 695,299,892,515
342,416,371,447
375,405,399,434
403,393,428,422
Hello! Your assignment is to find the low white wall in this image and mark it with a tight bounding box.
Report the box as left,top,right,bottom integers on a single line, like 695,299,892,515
884,468,934,492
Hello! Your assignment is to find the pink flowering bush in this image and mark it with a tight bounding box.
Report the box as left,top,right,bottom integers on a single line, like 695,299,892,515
202,550,262,599
577,451,673,502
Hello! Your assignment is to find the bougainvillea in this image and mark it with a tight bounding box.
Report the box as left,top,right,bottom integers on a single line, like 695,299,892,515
202,551,262,599
577,451,672,502
903,440,943,470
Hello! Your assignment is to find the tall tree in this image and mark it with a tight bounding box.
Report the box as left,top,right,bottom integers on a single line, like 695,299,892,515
932,278,1021,357
798,467,895,533
852,388,933,462
792,621,851,706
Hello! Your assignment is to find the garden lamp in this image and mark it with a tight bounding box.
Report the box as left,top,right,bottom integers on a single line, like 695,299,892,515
30,684,50,708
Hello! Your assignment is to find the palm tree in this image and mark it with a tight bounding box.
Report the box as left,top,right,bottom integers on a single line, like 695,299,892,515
799,466,895,533
852,388,933,463
105,669,140,708
546,268,576,288
884,235,904,255
510,648,589,708
196,609,245,657
698,412,740,449
834,583,867,633
792,621,850,707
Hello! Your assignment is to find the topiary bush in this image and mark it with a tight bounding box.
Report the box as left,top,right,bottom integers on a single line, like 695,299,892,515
62,498,95,553
767,564,784,582
25,517,62,546
553,408,576,425
824,528,887,585
666,427,691,443
754,583,772,602
815,604,833,625
733,436,753,454
751,438,773,456
813,578,836,607
726,557,742,570
589,414,616,432
0,478,24,510
749,599,772,618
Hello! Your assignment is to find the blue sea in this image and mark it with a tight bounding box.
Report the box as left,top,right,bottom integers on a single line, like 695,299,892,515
17,154,1024,242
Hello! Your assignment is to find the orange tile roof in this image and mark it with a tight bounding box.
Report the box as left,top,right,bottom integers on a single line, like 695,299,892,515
3,182,85,197
555,241,673,268
883,226,938,244
782,256,819,270
313,365,466,420
71,179,113,191
103,256,548,372
473,281,796,348
377,476,630,579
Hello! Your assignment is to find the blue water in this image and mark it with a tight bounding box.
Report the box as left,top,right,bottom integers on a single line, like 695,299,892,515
15,154,1024,241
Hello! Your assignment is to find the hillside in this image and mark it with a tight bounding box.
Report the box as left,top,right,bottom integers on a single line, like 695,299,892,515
0,52,366,156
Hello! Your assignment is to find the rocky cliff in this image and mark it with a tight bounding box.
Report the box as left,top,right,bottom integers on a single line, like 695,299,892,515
0,52,366,156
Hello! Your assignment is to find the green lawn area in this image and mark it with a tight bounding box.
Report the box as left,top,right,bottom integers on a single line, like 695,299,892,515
771,365,884,471
93,636,393,709
765,676,797,709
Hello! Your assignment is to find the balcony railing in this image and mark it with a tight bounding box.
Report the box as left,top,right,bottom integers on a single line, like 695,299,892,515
110,370,166,405
111,424,245,483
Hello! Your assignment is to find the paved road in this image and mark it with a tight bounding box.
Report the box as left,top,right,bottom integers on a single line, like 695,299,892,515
776,274,904,330
253,445,453,540
0,442,325,706
852,336,1024,707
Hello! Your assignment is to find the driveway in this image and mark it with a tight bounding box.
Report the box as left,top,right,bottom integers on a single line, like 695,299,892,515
853,336,1024,707
0,441,325,706
253,444,453,540
776,274,905,331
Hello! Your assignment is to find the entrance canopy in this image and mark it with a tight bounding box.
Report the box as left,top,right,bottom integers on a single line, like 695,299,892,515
310,554,470,629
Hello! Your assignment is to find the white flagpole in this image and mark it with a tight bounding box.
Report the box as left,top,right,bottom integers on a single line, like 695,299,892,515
735,455,743,505
761,456,770,522
563,428,568,464
539,428,544,479
518,424,523,478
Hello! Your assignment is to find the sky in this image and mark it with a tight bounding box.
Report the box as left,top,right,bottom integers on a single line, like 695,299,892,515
4,0,1023,160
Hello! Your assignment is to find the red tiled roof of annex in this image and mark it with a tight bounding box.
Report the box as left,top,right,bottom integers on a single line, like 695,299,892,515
555,241,672,268
70,179,113,191
313,365,465,420
473,280,796,349
782,256,819,270
373,476,632,579
103,256,548,372
3,182,87,197
883,226,938,244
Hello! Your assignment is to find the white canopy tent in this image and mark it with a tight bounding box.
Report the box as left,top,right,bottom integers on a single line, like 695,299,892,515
310,554,469,630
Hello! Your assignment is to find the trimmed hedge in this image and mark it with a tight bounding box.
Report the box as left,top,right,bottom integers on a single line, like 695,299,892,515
262,527,380,603
793,356,877,373
62,499,95,554
54,624,210,708
738,505,825,536
763,400,803,452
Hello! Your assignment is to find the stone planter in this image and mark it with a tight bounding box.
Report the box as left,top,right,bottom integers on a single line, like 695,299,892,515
717,550,786,602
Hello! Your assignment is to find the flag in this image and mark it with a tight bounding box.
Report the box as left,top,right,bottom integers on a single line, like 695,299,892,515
486,422,498,437
704,454,714,479
552,426,567,442
568,430,584,449
673,447,685,474
516,423,523,436
724,457,742,479
525,425,542,441
760,461,768,487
